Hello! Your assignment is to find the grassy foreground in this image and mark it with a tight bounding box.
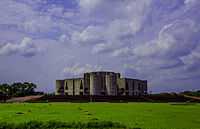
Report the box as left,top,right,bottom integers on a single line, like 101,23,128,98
0,103,200,129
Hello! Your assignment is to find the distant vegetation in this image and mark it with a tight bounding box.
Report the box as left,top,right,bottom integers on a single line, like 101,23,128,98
182,90,200,97
0,82,37,101
158,90,200,97
0,120,127,129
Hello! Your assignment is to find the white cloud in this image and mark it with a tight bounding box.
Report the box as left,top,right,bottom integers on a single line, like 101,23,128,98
109,47,129,58
46,5,64,16
62,63,101,77
184,0,198,5
1,0,200,93
0,37,39,57
133,19,199,58
78,0,152,19
71,25,105,44
72,0,153,55
184,0,200,12
57,54,74,61
121,64,138,78
181,44,200,71
59,34,69,43
71,19,144,55
63,12,75,18
0,1,35,25
24,16,59,33
92,43,109,54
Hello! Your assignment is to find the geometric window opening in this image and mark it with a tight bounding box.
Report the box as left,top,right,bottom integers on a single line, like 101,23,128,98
58,85,64,92
126,82,129,90
66,81,68,90
80,81,83,89
138,83,141,90
132,81,135,91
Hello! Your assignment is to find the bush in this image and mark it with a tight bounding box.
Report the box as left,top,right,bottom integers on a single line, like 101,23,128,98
29,101,49,103
0,120,128,129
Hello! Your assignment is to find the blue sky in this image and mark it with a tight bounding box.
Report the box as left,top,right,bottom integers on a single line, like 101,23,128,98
0,0,200,93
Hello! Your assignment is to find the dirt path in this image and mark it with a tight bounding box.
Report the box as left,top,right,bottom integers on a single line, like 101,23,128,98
183,95,200,100
6,95,43,103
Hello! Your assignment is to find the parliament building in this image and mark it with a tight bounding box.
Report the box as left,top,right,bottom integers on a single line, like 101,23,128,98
55,71,147,95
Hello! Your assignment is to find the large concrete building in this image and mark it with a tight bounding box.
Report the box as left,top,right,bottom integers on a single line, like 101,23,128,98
55,71,147,95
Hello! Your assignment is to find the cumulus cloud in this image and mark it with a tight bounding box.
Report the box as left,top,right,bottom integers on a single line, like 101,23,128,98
133,19,199,59
78,0,152,19
0,1,35,25
71,0,154,56
184,0,199,7
46,5,64,17
71,25,105,44
109,47,129,58
181,44,200,71
56,53,74,61
59,34,69,43
71,19,144,55
1,0,200,93
62,63,101,77
121,64,138,78
92,43,110,54
129,17,200,85
69,0,200,92
0,37,39,57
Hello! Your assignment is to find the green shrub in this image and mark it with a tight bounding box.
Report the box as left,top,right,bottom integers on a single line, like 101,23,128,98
170,103,197,106
0,120,128,129
29,101,49,103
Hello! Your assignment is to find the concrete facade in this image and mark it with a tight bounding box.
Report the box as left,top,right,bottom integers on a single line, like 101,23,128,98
55,71,147,95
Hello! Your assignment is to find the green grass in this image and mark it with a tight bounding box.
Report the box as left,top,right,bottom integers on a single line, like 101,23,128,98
0,103,200,129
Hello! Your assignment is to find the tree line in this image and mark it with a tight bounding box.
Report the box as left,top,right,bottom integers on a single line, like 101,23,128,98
182,90,200,97
0,82,37,101
159,90,200,97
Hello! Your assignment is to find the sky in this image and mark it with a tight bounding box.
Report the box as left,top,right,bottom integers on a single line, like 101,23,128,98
0,0,200,93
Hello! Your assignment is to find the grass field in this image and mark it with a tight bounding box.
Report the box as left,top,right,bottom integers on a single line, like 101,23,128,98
0,102,200,129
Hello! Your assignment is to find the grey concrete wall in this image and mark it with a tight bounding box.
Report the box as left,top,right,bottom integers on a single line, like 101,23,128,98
55,80,64,95
84,73,90,95
64,78,84,95
55,71,147,96
64,79,73,95
90,73,94,95
117,78,147,95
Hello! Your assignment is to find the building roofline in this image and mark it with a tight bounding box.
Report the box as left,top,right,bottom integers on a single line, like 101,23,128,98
85,71,120,74
120,78,147,81
63,77,83,80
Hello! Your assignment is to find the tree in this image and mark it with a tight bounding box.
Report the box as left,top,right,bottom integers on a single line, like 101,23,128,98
0,84,10,102
0,82,38,100
23,82,37,95
11,82,24,97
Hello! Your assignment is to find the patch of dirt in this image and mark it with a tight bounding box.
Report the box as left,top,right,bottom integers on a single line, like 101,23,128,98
85,113,92,115
16,112,23,114
184,95,200,100
91,118,98,120
6,95,43,103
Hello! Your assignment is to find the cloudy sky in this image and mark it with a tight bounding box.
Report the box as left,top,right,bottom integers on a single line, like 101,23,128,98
0,0,200,93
